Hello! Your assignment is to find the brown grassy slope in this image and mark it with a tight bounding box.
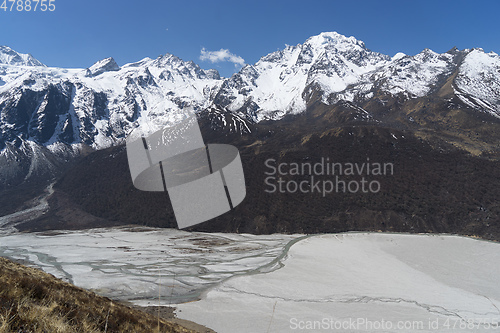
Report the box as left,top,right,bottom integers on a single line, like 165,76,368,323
0,257,195,333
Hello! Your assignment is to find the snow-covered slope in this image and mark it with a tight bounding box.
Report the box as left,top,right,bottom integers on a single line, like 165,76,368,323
455,49,500,115
362,49,457,98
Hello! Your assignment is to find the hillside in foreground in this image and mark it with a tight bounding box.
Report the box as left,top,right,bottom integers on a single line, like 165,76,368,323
0,257,197,333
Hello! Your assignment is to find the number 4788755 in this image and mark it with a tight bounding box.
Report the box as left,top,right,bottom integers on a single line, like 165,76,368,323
1,0,55,11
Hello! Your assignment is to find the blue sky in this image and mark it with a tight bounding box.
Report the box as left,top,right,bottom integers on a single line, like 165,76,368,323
1,0,499,77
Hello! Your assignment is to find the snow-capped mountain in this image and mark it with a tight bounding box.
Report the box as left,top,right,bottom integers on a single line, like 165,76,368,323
217,32,500,121
1,31,500,188
213,32,391,120
0,46,45,67
0,53,222,150
0,52,222,187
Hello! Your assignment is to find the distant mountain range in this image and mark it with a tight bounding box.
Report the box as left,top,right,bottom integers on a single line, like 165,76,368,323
1,32,500,239
1,32,500,188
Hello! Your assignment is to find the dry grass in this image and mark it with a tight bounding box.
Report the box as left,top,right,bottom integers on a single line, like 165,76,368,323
0,257,195,333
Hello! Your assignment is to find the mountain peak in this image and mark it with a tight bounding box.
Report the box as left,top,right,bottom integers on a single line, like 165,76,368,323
304,31,367,51
151,53,220,80
446,46,460,55
87,57,120,77
0,46,45,67
319,31,361,43
392,52,407,61
300,31,389,68
153,53,183,67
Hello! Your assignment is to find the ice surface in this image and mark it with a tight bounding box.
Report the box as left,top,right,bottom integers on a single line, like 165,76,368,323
176,233,500,333
0,227,299,304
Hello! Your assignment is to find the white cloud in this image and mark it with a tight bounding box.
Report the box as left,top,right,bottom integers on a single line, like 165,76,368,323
200,48,245,67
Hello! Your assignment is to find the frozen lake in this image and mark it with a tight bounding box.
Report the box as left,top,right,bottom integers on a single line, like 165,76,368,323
176,233,500,333
1,228,499,332
0,227,300,304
